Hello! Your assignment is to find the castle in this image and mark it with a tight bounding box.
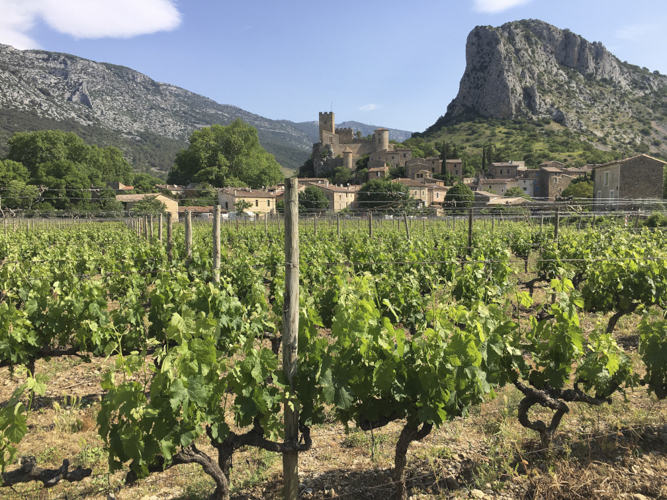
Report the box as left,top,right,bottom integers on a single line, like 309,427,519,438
312,111,418,176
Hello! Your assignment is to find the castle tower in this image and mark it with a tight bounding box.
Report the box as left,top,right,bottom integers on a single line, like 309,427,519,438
319,112,335,143
343,147,353,170
373,128,389,152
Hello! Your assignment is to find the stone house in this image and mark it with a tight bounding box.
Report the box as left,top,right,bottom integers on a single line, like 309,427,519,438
537,164,574,200
487,162,522,179
395,178,430,208
311,183,360,212
518,169,539,197
218,188,279,215
368,166,389,179
429,185,449,207
475,178,520,196
405,157,441,178
592,154,666,208
116,193,178,219
444,159,463,177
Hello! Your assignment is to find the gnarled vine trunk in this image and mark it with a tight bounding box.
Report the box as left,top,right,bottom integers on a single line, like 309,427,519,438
394,422,433,500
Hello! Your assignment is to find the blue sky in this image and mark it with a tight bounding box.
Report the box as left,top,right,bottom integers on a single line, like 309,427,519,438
1,0,666,132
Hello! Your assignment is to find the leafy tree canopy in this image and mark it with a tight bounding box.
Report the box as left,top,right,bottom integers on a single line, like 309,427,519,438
561,179,593,198
6,130,132,185
357,179,414,213
299,186,329,214
444,182,474,211
505,186,531,198
167,119,283,189
0,160,30,186
130,196,167,215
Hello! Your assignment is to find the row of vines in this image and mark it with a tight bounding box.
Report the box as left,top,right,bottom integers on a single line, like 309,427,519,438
0,217,666,500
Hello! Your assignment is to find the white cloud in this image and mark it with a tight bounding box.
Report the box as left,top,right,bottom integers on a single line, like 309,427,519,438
616,23,656,41
0,0,181,49
359,104,379,112
473,0,531,14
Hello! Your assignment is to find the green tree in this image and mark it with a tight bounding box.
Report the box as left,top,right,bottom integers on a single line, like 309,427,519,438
130,196,167,215
299,186,329,214
444,182,474,212
167,119,283,188
235,199,252,215
561,178,593,198
298,158,315,178
331,166,352,185
2,181,39,210
97,189,124,213
6,130,132,184
356,179,414,213
131,173,164,193
0,160,29,186
505,186,531,199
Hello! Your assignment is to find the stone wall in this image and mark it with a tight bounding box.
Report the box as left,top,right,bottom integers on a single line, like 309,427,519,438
337,127,354,143
619,156,665,200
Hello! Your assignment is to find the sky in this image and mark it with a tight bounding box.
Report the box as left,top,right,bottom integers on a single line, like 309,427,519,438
0,0,666,133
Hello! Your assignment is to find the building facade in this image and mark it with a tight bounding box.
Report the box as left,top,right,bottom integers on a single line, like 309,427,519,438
592,154,666,208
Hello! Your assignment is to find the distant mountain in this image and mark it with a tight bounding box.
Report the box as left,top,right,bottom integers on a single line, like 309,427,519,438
427,19,667,156
0,43,311,174
285,120,413,144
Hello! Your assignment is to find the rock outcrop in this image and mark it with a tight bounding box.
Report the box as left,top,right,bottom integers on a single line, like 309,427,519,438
443,19,667,145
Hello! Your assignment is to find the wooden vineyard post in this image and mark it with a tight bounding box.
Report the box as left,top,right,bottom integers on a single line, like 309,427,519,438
337,213,340,239
423,217,426,232
213,206,221,284
167,213,173,262
314,216,318,237
554,208,560,245
265,214,268,236
185,210,192,260
282,178,300,500
158,214,163,242
144,216,149,240
635,211,640,229
368,212,373,238
592,213,596,228
491,215,495,233
149,215,154,242
403,213,410,240
468,208,473,254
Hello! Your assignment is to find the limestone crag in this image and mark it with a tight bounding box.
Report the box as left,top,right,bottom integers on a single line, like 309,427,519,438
0,43,312,169
444,19,667,147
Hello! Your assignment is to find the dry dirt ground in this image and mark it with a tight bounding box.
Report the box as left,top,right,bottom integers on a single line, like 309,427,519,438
1,277,666,499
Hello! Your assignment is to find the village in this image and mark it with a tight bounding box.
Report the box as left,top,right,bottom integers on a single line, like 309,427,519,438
105,111,667,220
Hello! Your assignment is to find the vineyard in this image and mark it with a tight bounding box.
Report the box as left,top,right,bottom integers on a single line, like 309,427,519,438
0,195,666,499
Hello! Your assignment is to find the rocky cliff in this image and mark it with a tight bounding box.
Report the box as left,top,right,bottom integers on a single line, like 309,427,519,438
0,43,311,172
440,20,667,151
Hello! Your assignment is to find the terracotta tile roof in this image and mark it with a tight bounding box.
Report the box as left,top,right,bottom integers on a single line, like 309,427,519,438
540,166,563,172
368,166,389,172
313,184,361,193
490,162,519,167
479,179,519,184
539,161,565,168
474,190,500,199
445,159,462,163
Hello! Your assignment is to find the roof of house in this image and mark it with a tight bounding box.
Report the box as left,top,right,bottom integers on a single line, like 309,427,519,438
539,161,565,168
474,190,500,199
343,147,353,153
155,184,184,190
395,178,429,187
219,188,279,198
116,193,175,202
487,197,527,206
540,166,564,173
479,179,519,184
375,127,389,131
445,159,462,163
368,166,389,172
178,206,215,213
592,154,667,169
490,162,520,167
429,185,449,191
313,184,361,193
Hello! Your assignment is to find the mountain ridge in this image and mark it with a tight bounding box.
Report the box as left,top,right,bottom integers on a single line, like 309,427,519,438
0,43,312,172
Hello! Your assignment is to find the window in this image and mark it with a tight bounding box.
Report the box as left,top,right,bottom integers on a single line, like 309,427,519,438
609,189,615,201
500,169,503,174
604,171,609,186
255,200,258,207
225,202,228,209
437,193,440,199
523,187,527,191
329,137,333,143
267,200,270,207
